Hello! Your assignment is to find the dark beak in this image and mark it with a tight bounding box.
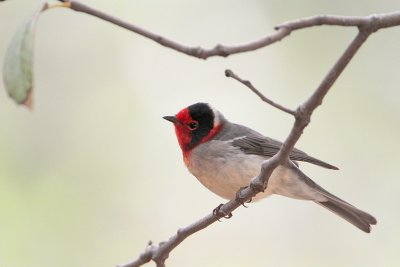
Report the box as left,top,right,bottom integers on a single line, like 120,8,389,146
163,115,178,124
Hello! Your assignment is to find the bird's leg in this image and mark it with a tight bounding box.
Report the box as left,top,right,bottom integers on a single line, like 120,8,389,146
235,186,252,207
213,204,232,220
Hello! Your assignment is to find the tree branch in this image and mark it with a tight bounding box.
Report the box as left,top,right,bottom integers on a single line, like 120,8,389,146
2,1,397,266
46,2,398,265
117,15,383,266
57,1,400,59
274,30,370,165
224,69,296,115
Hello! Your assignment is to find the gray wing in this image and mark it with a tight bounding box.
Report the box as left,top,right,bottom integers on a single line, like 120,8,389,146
221,123,338,170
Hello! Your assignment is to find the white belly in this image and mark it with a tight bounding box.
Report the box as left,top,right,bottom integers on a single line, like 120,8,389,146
187,140,323,201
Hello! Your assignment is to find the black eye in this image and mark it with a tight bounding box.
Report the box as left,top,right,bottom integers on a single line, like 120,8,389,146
188,120,199,130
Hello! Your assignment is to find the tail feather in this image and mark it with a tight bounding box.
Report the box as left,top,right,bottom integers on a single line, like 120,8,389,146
316,198,377,233
304,157,339,170
290,163,377,233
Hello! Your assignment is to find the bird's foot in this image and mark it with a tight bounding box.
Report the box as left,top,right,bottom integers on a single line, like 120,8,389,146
213,204,232,220
235,186,252,208
250,179,266,193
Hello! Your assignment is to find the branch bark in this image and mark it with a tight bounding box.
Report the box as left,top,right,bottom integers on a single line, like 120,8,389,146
118,27,379,267
224,69,296,115
57,1,400,59
46,3,398,266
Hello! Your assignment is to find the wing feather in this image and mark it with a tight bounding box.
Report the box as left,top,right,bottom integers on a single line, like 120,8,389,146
232,135,338,170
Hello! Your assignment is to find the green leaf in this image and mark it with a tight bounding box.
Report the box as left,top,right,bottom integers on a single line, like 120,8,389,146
2,6,45,109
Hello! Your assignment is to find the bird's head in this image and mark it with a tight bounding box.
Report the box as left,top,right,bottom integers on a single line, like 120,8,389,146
163,103,224,154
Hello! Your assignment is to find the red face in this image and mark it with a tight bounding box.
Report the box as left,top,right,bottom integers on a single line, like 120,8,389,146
173,107,200,151
164,103,223,155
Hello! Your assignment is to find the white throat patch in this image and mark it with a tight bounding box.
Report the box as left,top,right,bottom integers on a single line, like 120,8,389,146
209,104,222,127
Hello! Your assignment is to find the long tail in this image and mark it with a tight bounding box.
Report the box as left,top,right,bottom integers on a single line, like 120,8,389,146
293,166,377,233
315,196,377,233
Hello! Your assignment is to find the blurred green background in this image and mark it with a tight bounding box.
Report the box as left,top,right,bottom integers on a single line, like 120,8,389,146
1,1,399,266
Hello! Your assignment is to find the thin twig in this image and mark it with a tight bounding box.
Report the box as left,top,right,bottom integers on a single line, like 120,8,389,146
275,30,371,166
57,1,400,59
118,242,155,267
43,3,398,266
275,12,400,31
118,26,379,267
225,69,296,115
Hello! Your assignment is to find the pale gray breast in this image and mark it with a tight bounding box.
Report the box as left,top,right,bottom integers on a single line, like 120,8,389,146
188,139,266,199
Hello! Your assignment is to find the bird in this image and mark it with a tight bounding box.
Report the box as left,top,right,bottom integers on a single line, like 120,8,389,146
163,102,377,233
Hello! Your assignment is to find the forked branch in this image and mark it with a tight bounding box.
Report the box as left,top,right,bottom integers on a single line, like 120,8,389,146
56,1,400,59
1,0,397,266
118,26,384,267
47,2,400,266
